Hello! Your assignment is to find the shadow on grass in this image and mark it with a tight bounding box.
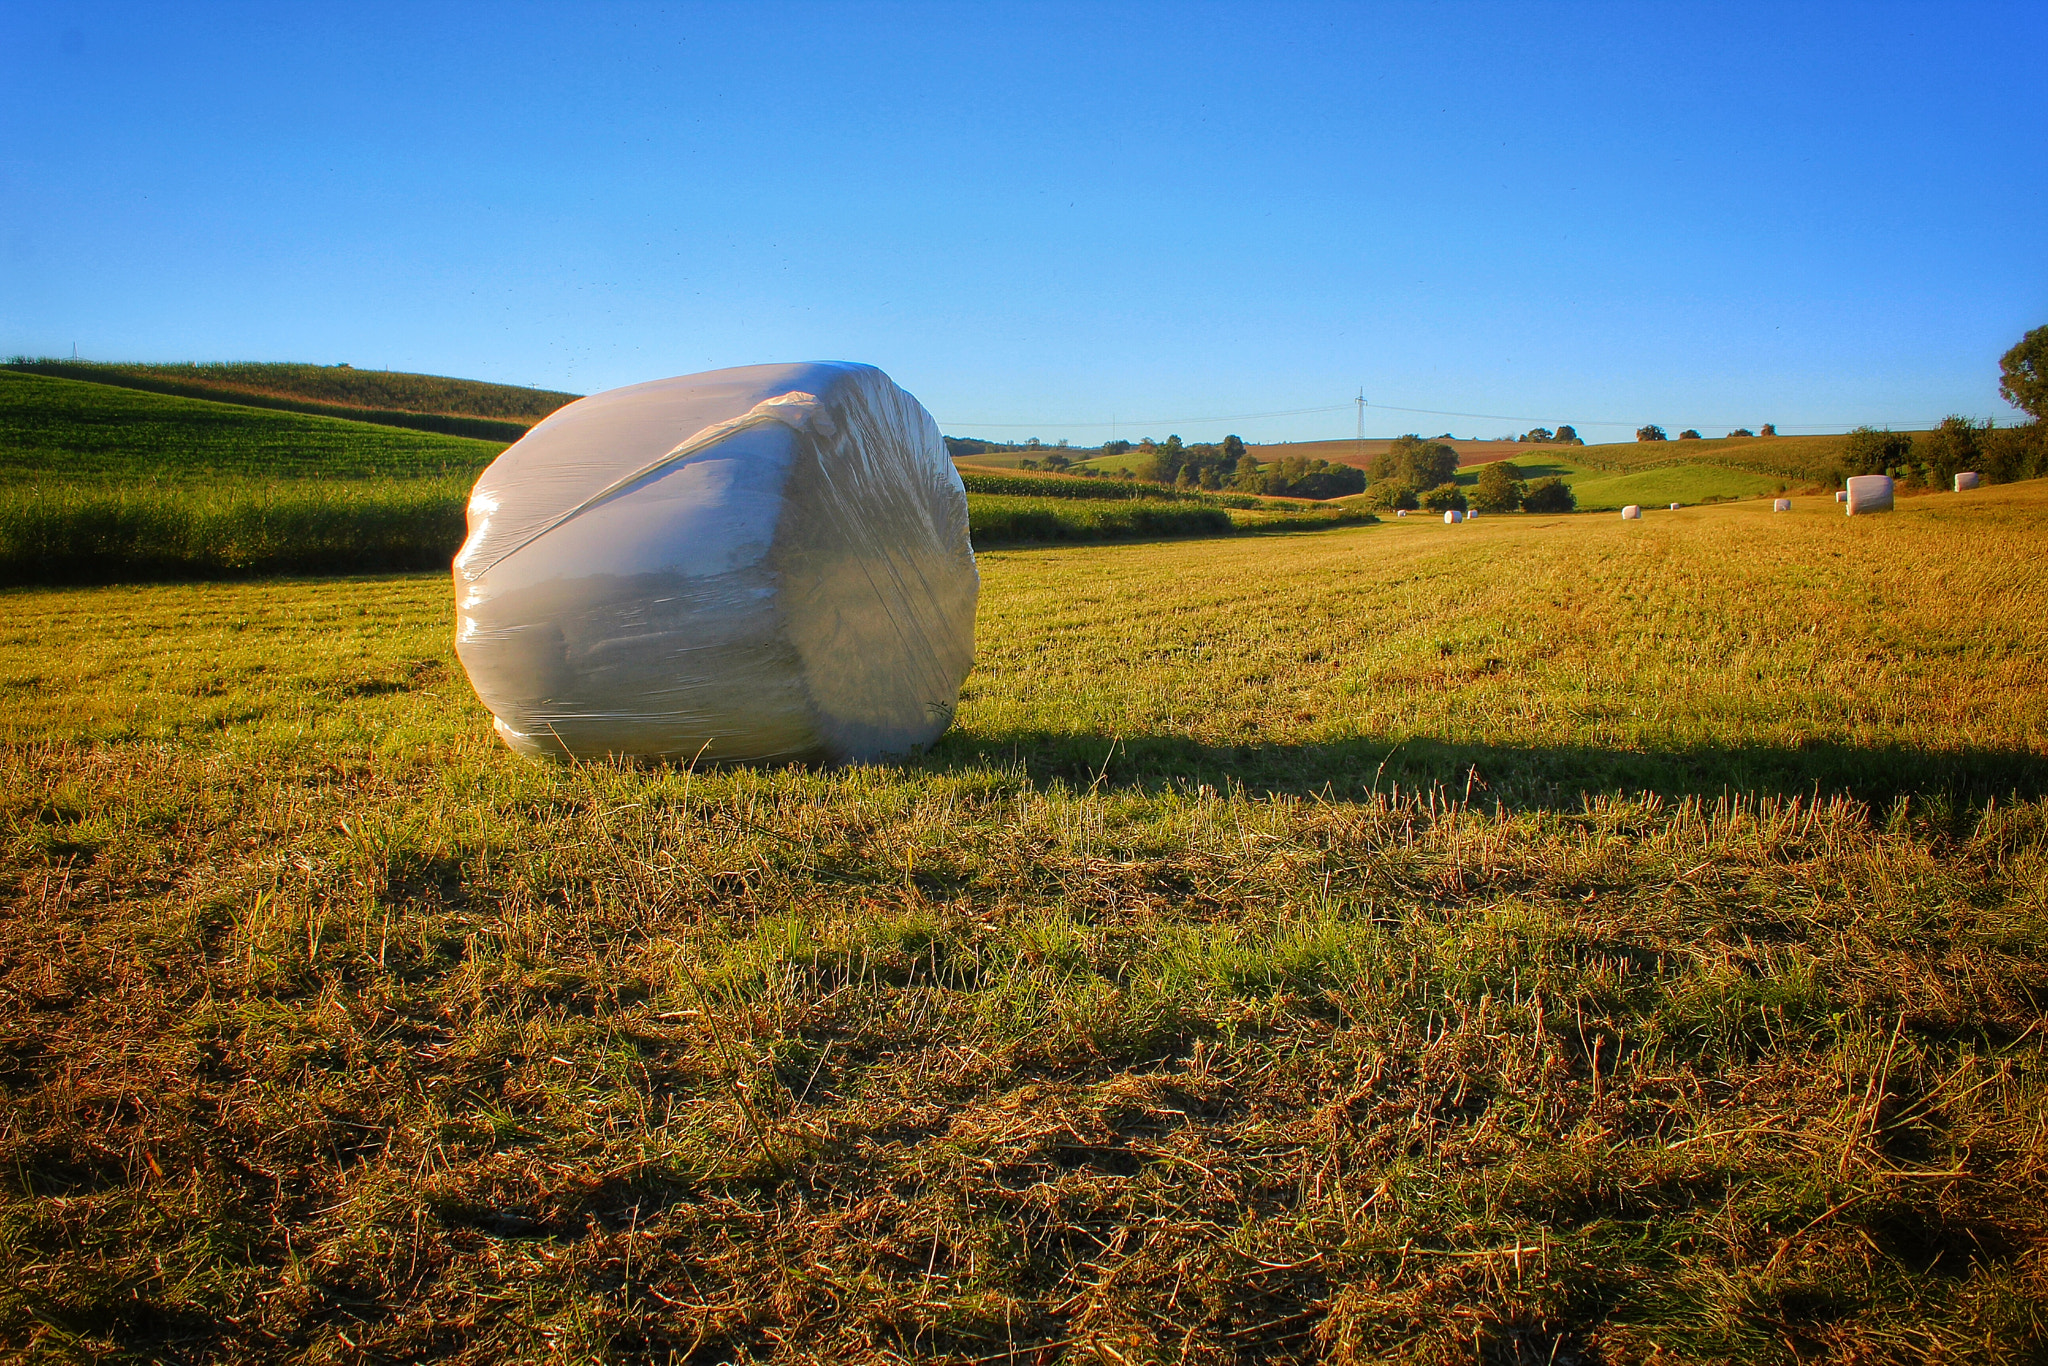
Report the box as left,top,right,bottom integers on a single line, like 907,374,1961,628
924,728,2048,809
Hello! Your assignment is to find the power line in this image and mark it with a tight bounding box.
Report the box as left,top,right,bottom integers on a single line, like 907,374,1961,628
939,396,2030,435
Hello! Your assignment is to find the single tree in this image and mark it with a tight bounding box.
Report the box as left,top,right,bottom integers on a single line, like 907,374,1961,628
1678,429,1701,440
1759,423,1777,436
1553,425,1581,445
1637,425,1667,442
1521,476,1577,513
2001,325,2048,419
1520,427,1553,444
1842,426,1914,477
1370,435,1459,490
1421,482,1468,512
1470,460,1526,512
1917,415,1985,486
1726,428,1754,438
1222,434,1246,461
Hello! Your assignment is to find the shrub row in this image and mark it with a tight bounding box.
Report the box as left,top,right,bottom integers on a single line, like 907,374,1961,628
1843,418,2048,489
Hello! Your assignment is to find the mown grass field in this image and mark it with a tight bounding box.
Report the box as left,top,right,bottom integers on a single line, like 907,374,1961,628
3,482,2044,1363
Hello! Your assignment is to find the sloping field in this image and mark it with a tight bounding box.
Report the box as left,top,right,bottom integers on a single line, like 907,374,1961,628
1452,457,1786,510
0,369,507,482
4,360,577,427
3,483,2045,1361
1565,433,1857,484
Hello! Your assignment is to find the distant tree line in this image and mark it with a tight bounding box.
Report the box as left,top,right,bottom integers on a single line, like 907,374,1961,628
1637,423,1778,442
1515,425,1582,445
1133,435,1365,499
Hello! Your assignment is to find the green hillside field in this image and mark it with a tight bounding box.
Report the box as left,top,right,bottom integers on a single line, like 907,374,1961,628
1453,456,1789,510
4,359,578,435
0,369,509,482
4,482,2045,1362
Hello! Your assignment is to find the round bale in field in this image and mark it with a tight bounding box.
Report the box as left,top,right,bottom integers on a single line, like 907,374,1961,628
1773,498,1792,512
1836,490,1849,503
1845,474,1894,516
1955,471,1981,491
1621,505,1642,520
1669,502,1681,510
1396,509,1407,517
1444,509,1463,524
452,362,978,764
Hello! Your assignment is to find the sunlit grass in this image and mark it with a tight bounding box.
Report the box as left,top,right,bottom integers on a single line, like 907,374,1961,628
2,483,2045,1362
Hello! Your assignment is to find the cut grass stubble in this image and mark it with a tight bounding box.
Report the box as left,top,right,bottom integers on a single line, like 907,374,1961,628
1,485,2046,1362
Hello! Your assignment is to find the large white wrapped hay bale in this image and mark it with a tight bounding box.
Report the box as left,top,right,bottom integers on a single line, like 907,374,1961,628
1773,498,1792,512
1395,509,1407,518
1845,474,1894,515
1621,504,1641,520
1955,471,1981,491
453,362,978,764
1669,502,1681,510
1443,509,1463,524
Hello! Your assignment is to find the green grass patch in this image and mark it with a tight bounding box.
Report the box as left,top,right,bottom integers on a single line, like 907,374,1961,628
1456,456,1792,510
1559,464,1787,509
0,369,506,483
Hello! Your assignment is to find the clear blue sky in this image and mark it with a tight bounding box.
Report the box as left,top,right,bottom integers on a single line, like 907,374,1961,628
3,1,2042,444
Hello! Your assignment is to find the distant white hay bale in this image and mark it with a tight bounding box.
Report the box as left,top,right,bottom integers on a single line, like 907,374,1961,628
1465,509,1478,519
1835,490,1848,503
1955,471,1981,491
1845,474,1894,515
1621,505,1641,520
1395,509,1407,517
1669,502,1681,510
1443,509,1464,524
1773,498,1792,512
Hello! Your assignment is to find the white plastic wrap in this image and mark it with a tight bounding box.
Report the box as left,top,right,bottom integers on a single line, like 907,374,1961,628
1621,504,1642,520
1836,490,1849,503
1955,471,1981,492
1845,475,1894,516
1443,509,1463,524
1773,498,1792,512
453,362,978,764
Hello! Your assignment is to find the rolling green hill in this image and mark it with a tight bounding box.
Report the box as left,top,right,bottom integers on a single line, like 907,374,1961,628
2,360,578,441
0,369,508,483
1451,455,1787,510
4,359,576,423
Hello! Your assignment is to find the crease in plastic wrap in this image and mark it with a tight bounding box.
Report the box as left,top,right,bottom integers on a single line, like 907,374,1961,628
453,362,977,764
